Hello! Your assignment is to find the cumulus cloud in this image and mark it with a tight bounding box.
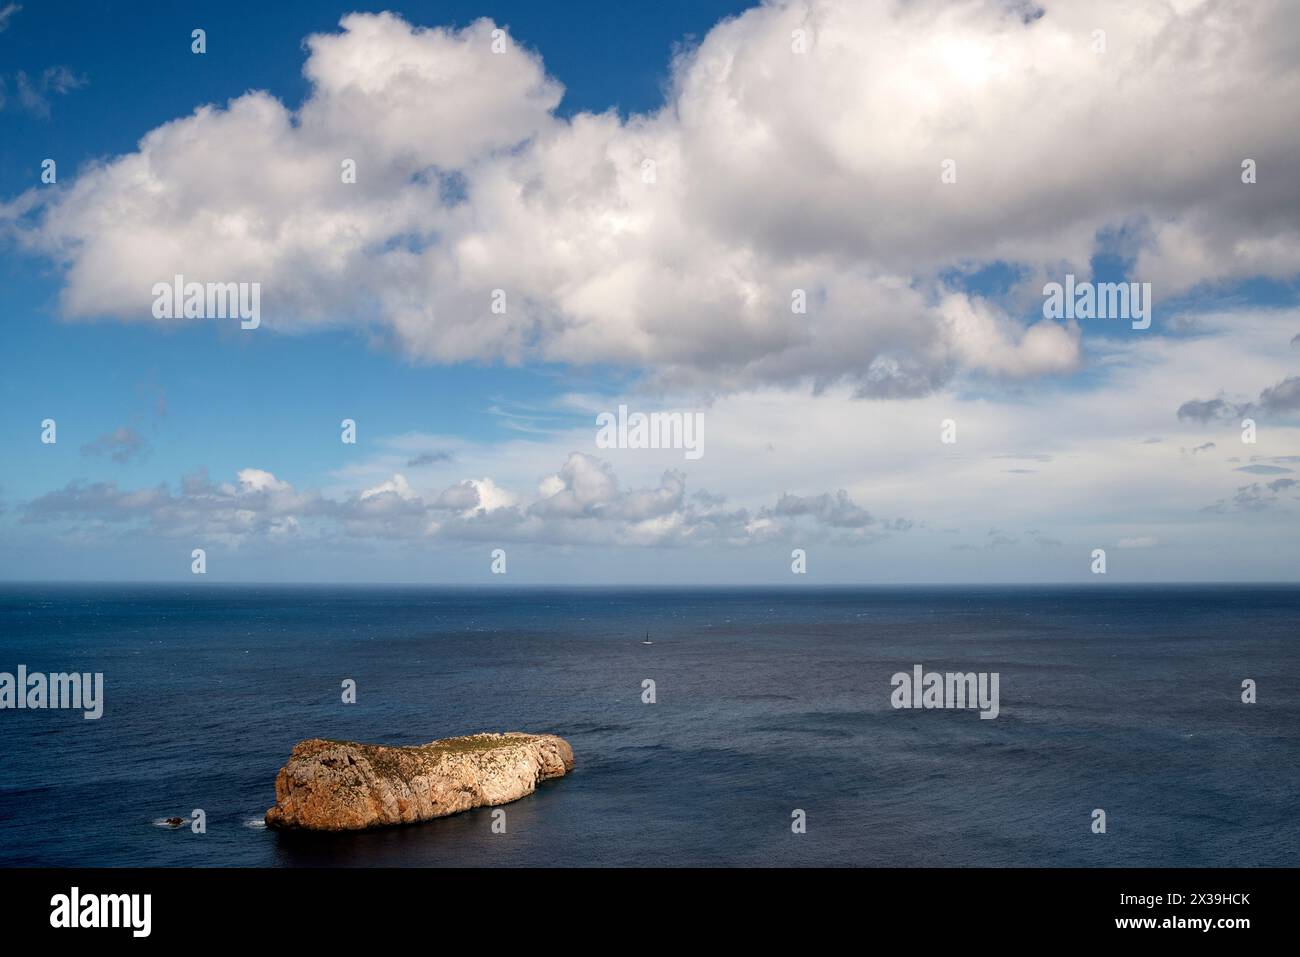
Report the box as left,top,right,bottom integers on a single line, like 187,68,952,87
434,480,481,512
459,477,516,514
0,4,19,32
23,469,322,544
530,454,627,518
18,454,909,550
237,468,293,493
360,474,416,501
940,294,1079,378
8,3,1297,394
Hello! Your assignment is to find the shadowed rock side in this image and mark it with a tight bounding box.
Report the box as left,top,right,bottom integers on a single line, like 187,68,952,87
264,732,575,831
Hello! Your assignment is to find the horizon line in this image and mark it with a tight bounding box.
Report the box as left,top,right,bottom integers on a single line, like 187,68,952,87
0,580,1297,589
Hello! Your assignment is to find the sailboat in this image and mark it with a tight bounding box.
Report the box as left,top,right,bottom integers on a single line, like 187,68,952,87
641,631,653,645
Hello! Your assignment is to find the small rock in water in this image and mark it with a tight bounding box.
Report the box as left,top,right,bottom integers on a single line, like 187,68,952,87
264,732,575,831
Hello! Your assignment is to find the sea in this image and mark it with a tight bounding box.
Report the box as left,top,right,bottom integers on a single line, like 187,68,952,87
0,584,1296,867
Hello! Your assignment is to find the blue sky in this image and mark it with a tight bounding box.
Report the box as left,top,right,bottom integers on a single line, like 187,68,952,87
2,0,1299,583
0,0,748,490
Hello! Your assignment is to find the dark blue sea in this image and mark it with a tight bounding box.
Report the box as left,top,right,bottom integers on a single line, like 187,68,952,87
0,584,1296,867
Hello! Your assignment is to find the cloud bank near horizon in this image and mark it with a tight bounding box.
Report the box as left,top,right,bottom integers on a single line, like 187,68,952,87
19,452,907,550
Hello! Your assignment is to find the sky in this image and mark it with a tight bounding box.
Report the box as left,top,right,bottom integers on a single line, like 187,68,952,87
0,0,1298,584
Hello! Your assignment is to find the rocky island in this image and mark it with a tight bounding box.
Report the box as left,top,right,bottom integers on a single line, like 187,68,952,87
264,732,575,831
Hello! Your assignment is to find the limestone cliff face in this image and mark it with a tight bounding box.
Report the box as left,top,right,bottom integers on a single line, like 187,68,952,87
264,732,575,831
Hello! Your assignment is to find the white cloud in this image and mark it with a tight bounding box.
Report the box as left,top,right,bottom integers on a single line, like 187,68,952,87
360,473,415,501
461,477,516,514
12,299,1300,578
299,13,561,170
9,2,1298,395
18,453,907,552
940,293,1080,378
238,468,293,494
